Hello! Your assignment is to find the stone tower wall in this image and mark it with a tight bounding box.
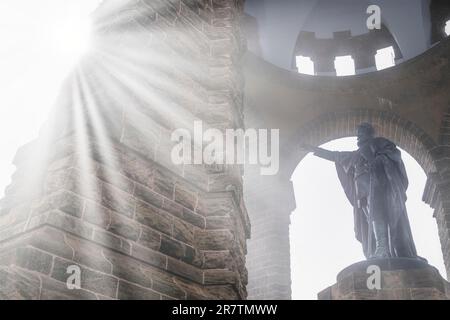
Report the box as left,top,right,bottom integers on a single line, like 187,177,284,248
0,0,250,300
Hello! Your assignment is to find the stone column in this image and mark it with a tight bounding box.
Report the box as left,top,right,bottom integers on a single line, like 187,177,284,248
244,170,296,300
423,171,450,280
0,0,250,300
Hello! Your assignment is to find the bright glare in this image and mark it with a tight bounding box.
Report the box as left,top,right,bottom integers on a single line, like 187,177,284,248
51,14,93,63
0,1,101,198
445,20,450,36
290,137,446,300
334,55,356,76
296,56,315,75
375,46,396,71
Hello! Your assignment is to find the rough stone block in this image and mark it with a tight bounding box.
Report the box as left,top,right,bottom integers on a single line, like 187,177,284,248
101,183,135,218
96,165,135,194
196,195,234,217
162,198,184,218
83,201,112,227
46,210,94,240
203,251,232,269
119,153,154,189
167,258,203,283
134,185,163,208
24,227,74,260
173,218,195,244
50,257,118,298
130,244,167,269
195,229,234,250
153,169,175,199
0,205,30,231
33,191,84,219
160,235,186,259
64,234,114,274
40,275,98,300
0,266,41,300
120,120,157,161
92,229,131,255
0,247,53,276
204,269,236,285
108,212,141,242
137,227,161,251
182,208,206,229
174,184,197,211
135,201,173,235
103,250,153,289
118,280,160,300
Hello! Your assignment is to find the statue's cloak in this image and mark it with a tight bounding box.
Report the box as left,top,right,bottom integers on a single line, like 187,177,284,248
334,137,417,258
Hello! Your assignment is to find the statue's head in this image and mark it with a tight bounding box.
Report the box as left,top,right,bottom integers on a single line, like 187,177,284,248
357,123,375,145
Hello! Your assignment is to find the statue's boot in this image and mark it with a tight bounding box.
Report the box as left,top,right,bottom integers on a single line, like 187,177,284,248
371,220,391,259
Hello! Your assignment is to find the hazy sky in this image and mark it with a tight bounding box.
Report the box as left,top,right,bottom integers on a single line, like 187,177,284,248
290,138,446,300
0,0,101,197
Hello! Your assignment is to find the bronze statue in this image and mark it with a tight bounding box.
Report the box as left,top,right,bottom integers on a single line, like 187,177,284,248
302,123,421,260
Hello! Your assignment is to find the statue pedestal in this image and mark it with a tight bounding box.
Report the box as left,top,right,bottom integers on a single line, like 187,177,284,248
318,258,450,300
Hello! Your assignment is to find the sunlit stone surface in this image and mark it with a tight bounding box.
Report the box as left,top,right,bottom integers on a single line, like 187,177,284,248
0,0,249,300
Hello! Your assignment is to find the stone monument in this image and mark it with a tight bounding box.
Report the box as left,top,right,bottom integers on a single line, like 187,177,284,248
302,123,450,300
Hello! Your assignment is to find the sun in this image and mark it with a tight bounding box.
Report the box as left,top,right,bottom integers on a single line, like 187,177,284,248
49,1,103,65
52,14,93,63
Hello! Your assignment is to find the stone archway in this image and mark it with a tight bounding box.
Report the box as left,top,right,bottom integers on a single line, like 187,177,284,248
284,110,437,178
243,38,450,300
290,108,449,271
245,109,450,300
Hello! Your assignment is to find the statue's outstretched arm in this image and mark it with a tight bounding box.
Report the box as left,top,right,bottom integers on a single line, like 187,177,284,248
300,144,337,162
312,147,337,162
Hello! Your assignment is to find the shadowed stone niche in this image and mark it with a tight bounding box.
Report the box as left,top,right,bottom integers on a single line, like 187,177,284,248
430,0,450,44
0,0,250,300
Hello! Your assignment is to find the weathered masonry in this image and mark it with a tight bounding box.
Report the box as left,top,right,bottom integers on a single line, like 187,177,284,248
0,0,249,300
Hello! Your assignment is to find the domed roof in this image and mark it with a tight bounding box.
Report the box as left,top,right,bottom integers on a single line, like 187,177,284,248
244,0,444,74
